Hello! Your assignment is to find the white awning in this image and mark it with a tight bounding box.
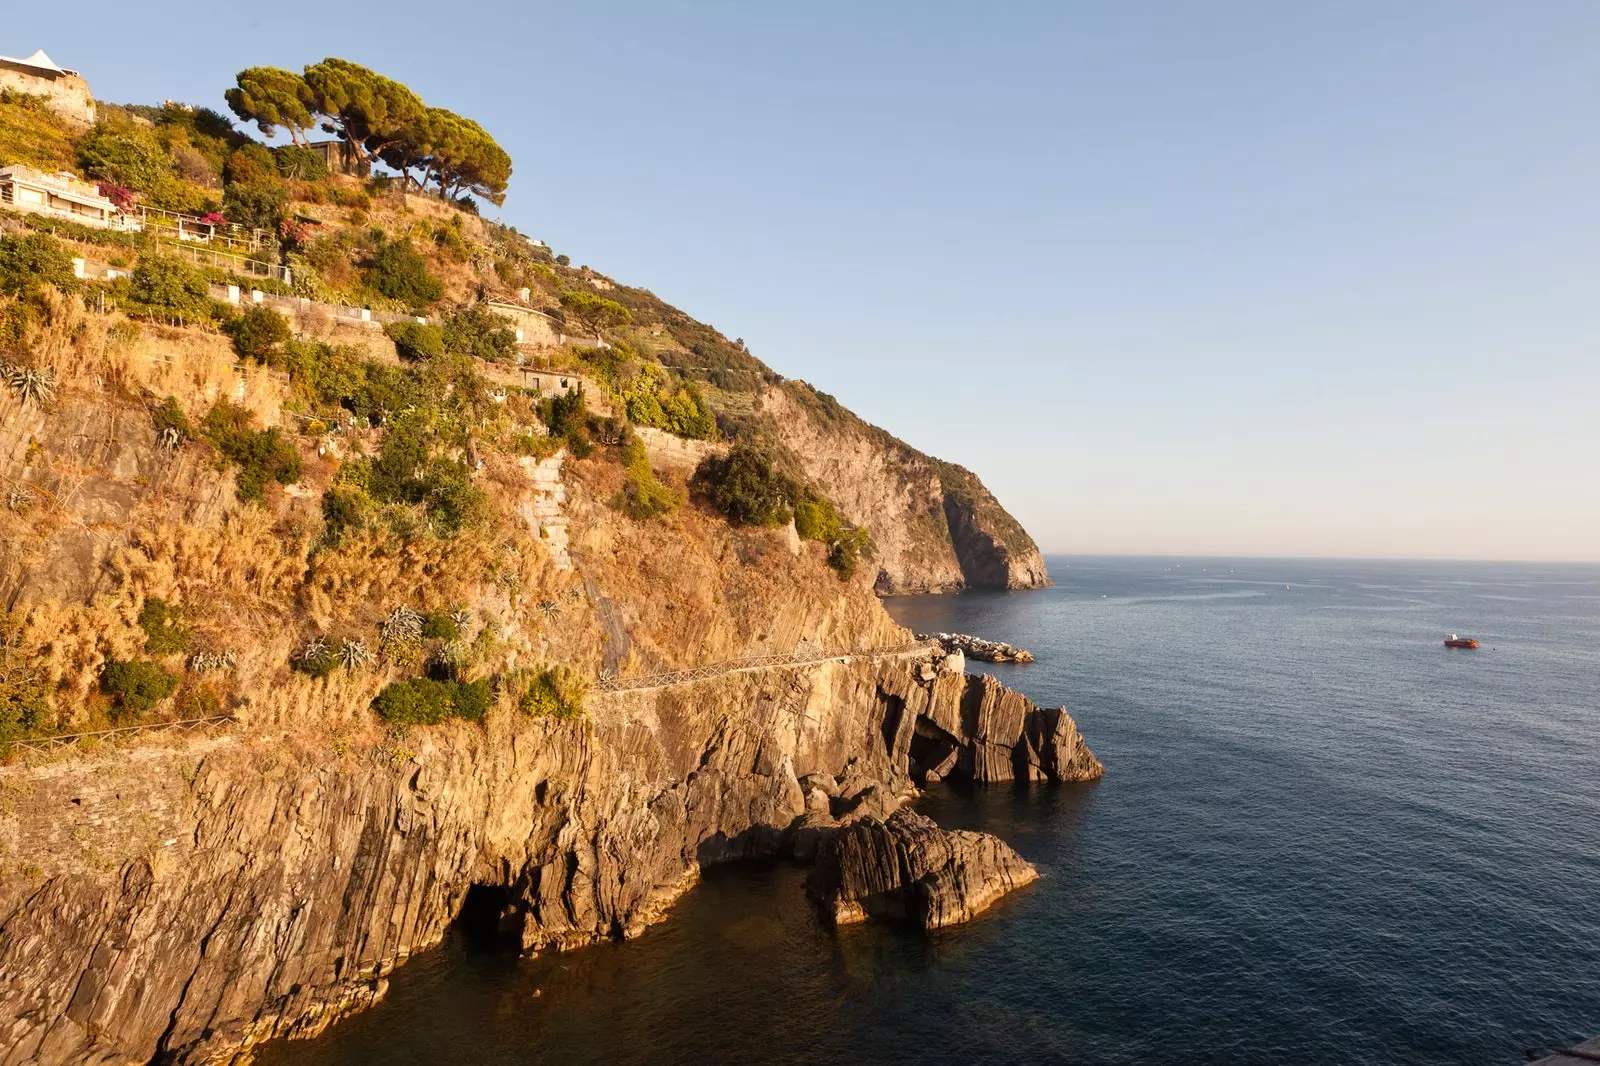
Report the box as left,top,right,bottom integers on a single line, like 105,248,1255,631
0,50,76,76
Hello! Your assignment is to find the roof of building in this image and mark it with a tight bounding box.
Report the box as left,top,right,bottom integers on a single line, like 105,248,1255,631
0,50,78,76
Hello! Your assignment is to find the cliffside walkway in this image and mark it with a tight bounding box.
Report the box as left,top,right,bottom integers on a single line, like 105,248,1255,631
592,640,936,694
7,713,239,753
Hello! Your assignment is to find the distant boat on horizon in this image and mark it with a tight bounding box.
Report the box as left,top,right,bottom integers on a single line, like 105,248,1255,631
1444,634,1480,649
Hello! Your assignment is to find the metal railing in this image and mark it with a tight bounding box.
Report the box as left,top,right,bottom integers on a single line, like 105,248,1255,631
161,241,289,283
593,641,934,693
7,714,239,753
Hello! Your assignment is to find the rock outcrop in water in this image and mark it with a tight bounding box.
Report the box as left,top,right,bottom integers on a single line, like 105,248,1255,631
922,632,1036,663
807,808,1039,929
0,652,1098,1065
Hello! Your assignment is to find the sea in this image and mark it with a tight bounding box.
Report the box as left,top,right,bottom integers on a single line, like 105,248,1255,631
259,557,1600,1065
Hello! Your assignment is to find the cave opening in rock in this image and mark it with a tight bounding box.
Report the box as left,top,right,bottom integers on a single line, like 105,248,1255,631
454,883,518,950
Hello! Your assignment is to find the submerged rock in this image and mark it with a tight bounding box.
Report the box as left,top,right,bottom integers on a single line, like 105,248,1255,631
806,809,1039,930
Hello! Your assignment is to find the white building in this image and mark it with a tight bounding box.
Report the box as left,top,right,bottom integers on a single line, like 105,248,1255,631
0,165,132,230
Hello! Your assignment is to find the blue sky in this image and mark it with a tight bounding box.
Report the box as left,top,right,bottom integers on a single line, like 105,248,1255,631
12,2,1599,559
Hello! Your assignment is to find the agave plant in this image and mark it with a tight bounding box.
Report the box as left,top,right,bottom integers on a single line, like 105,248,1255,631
598,667,616,683
538,599,562,618
340,639,375,670
294,638,331,666
3,363,56,409
379,606,424,645
7,490,34,514
452,608,473,630
158,426,183,452
188,649,237,673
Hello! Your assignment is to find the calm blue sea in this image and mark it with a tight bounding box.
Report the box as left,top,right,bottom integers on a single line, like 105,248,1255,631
261,557,1600,1066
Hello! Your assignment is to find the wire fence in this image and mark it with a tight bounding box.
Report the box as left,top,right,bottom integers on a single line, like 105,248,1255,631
8,714,239,753
592,641,935,694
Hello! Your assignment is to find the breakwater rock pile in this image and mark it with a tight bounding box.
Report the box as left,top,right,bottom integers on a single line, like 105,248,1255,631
920,632,1036,663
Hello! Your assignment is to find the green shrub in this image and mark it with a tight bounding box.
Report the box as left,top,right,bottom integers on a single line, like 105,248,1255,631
540,387,591,457
225,305,292,361
367,413,488,537
368,239,443,308
441,304,517,361
203,400,301,501
691,445,796,527
100,658,178,720
321,487,371,546
371,677,489,725
421,610,460,641
384,320,445,361
0,232,78,297
77,118,172,194
274,144,329,181
137,597,190,654
119,255,222,325
515,666,588,720
224,143,277,186
611,433,680,521
151,396,191,444
278,340,367,409
222,180,288,231
826,527,872,580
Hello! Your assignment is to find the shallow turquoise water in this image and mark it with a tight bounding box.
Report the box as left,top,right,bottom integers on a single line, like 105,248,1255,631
260,557,1600,1065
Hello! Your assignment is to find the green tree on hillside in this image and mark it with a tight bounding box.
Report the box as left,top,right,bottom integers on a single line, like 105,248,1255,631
559,291,632,341
225,67,318,146
397,108,511,206
302,58,424,169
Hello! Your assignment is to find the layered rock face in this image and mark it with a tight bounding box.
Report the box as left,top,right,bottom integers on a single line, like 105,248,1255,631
808,809,1039,929
0,654,1098,1065
753,383,1050,594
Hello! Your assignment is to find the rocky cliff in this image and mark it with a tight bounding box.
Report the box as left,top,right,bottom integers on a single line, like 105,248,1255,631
0,213,1074,1065
750,382,1050,593
0,651,1098,1064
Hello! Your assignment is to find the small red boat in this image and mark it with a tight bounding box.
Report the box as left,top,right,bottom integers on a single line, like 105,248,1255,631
1444,634,1479,649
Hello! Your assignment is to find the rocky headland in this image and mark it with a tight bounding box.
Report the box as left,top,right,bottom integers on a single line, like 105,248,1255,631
0,70,1086,1066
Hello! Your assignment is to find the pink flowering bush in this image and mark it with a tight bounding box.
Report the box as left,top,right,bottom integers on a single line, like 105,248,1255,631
97,182,135,212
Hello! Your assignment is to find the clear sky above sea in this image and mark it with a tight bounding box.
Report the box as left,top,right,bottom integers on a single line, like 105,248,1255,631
13,2,1598,560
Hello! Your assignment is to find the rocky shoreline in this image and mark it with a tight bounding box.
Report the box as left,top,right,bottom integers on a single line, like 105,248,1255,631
921,632,1037,663
0,652,1098,1065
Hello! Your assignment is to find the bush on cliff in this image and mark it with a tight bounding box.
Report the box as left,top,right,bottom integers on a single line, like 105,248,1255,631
203,400,302,501
611,432,680,521
384,320,444,362
372,677,490,725
368,238,443,309
513,666,588,720
0,232,79,298
138,598,190,655
117,256,227,326
100,658,179,720
225,305,292,362
691,445,796,527
441,304,517,362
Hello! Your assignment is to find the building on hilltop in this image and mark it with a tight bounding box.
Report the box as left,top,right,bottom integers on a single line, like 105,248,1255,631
0,164,130,230
0,49,96,126
305,139,365,177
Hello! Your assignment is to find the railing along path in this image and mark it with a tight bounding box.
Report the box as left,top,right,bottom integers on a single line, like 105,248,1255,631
592,641,934,694
8,714,238,753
